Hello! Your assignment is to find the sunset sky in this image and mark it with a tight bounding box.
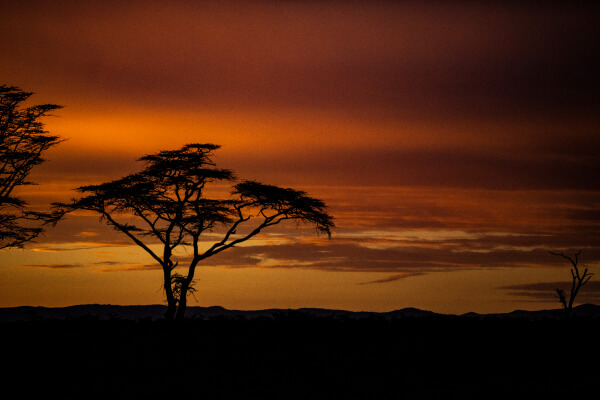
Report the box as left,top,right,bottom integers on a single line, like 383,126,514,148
1,0,599,314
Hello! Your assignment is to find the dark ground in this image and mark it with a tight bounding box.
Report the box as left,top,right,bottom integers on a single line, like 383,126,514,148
2,312,599,399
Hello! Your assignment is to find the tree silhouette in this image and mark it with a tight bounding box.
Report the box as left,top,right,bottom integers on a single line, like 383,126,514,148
56,144,334,320
0,85,63,249
549,250,592,320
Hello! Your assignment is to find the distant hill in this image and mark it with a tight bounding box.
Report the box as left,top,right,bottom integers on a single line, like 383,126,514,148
1,303,599,322
460,303,600,320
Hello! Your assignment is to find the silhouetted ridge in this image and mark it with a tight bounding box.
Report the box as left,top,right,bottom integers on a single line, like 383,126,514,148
2,304,599,322
459,303,600,320
386,307,440,318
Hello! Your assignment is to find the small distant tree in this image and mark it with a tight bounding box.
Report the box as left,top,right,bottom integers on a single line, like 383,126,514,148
0,85,63,249
549,250,592,320
56,144,334,321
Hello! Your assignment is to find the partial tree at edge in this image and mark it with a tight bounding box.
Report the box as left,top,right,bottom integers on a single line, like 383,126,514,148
0,85,63,249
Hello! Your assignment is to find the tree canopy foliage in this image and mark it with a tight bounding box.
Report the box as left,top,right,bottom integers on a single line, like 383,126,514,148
0,85,62,249
57,143,334,320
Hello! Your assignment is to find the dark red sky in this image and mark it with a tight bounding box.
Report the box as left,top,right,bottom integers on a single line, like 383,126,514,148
1,1,599,313
2,1,598,189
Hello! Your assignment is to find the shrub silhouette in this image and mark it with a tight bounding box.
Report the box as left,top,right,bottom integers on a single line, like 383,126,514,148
549,250,592,319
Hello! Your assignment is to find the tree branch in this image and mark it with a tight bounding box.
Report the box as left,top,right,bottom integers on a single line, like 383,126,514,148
103,212,164,267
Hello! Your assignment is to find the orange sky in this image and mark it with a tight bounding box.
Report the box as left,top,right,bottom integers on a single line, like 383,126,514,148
1,1,599,314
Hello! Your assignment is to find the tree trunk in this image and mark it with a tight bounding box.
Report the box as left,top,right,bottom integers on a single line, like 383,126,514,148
175,284,189,321
175,255,199,321
564,307,572,320
163,268,177,321
165,299,177,321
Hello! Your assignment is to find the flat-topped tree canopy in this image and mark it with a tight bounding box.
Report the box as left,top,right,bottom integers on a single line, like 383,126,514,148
233,180,333,238
56,143,334,320
70,143,236,244
139,143,233,182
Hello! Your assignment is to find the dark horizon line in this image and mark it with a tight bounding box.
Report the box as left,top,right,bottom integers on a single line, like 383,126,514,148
1,302,599,322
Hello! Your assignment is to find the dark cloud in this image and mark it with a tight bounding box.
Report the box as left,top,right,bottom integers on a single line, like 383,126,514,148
181,237,599,274
2,1,597,194
499,281,600,303
0,1,597,119
27,241,134,253
229,146,600,190
358,272,426,285
20,260,159,272
566,208,600,225
95,264,161,273
30,214,156,248
31,139,600,213
320,187,600,241
31,148,140,184
26,182,600,277
20,264,83,269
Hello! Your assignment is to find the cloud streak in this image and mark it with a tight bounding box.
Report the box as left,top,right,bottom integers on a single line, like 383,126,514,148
95,264,161,273
21,264,83,270
173,235,596,274
359,272,426,285
499,281,600,304
23,185,600,279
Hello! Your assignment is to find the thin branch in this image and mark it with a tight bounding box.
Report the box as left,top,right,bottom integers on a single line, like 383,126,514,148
201,213,288,260
103,212,164,267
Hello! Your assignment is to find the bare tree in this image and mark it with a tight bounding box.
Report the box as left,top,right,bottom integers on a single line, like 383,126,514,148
55,143,334,320
0,85,63,249
549,250,592,319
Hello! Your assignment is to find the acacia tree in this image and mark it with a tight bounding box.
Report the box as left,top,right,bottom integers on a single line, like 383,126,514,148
1,85,63,249
550,250,592,320
56,144,334,320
